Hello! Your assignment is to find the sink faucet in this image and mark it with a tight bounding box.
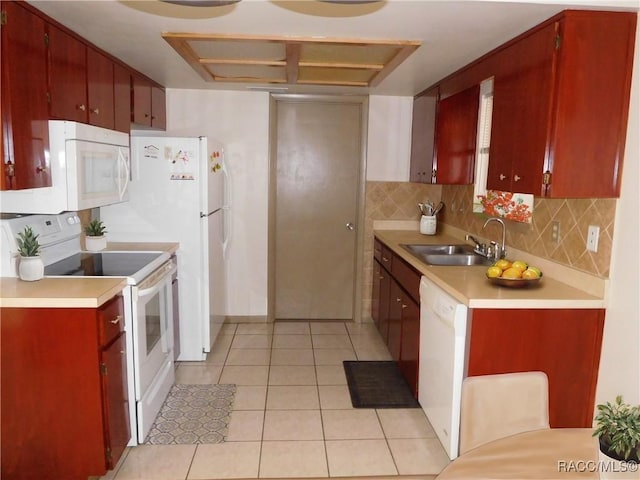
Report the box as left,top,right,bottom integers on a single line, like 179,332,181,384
482,217,507,261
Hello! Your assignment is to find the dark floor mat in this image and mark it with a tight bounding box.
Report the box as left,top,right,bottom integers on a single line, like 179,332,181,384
343,360,420,408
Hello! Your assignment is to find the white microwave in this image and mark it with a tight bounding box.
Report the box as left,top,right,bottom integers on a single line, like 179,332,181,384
0,121,130,214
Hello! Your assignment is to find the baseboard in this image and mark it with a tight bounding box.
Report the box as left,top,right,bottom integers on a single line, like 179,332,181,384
224,315,269,324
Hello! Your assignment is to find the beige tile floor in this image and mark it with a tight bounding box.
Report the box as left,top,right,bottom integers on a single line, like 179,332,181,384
102,321,450,480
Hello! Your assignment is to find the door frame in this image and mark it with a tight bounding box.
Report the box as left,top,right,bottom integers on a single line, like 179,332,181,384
267,94,369,323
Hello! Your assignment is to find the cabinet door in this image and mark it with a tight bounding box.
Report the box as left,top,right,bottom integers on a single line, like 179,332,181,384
131,74,152,126
372,259,382,327
1,1,51,190
87,48,115,129
377,262,391,341
48,24,88,122
487,22,557,194
433,84,479,184
399,295,420,398
101,333,130,470
151,85,167,130
410,88,438,183
387,279,403,362
113,63,131,133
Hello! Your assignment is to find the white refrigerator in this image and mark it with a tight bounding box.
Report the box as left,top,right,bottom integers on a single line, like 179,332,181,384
101,135,228,361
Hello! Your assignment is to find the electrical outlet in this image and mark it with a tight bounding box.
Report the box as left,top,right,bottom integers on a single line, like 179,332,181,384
551,221,560,243
587,225,600,252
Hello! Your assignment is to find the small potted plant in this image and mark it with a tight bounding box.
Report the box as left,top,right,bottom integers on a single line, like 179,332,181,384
594,395,640,463
16,226,44,281
84,219,108,252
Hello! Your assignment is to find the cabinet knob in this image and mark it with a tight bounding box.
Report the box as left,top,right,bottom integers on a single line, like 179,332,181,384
36,165,48,173
379,275,384,280
345,222,355,231
144,113,150,118
499,173,506,180
396,297,402,303
382,256,389,263
77,104,86,111
514,174,521,182
110,315,122,325
90,108,100,115
401,304,408,309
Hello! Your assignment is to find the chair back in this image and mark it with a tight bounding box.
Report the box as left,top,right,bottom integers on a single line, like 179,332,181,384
459,371,550,454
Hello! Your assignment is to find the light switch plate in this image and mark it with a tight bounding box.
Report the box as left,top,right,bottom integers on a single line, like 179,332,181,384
587,225,600,252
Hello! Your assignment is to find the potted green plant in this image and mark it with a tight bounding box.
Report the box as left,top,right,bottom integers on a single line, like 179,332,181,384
16,226,44,281
84,219,107,252
594,395,640,463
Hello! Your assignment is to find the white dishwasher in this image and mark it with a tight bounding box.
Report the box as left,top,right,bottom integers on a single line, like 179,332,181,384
418,276,469,460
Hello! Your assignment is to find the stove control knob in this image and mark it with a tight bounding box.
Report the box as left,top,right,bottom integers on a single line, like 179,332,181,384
67,216,75,225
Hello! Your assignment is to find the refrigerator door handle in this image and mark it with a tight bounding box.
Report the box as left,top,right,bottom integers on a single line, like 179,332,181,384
200,207,222,218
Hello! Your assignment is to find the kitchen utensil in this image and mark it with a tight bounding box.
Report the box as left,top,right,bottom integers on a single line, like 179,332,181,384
433,201,444,216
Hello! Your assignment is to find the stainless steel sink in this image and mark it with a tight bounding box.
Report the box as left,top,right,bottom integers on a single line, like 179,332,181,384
400,244,493,266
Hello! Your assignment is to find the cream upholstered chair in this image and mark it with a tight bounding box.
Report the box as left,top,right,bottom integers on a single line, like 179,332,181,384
458,371,550,454
436,372,599,480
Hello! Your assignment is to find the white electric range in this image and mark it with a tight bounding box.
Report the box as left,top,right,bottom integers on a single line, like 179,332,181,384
0,212,176,445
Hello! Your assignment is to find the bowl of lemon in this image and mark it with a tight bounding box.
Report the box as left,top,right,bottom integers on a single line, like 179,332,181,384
485,259,543,288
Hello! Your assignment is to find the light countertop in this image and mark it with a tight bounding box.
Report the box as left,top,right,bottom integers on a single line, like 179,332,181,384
0,277,128,308
374,229,605,309
0,242,179,308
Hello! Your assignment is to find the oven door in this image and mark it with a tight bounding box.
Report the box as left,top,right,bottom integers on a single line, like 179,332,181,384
131,260,176,442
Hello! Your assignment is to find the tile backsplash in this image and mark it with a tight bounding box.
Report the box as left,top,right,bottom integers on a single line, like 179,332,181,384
440,185,615,278
361,181,615,320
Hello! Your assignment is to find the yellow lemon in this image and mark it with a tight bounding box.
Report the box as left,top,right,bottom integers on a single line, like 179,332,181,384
502,267,522,279
512,260,528,272
522,268,541,280
486,266,502,278
527,266,542,276
494,259,512,271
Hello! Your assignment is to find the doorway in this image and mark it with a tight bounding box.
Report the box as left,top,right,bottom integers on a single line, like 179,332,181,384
268,95,367,321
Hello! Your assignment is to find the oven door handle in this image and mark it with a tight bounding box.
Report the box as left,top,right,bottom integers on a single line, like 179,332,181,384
136,263,177,298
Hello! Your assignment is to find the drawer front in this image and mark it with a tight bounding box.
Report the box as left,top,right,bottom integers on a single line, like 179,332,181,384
391,254,421,303
380,245,393,272
98,295,125,347
373,238,382,261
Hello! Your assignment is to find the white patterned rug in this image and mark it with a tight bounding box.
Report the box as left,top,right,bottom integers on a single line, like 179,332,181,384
144,384,236,445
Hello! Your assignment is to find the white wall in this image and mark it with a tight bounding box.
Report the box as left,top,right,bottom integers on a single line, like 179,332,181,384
595,20,640,407
366,95,413,181
166,89,271,317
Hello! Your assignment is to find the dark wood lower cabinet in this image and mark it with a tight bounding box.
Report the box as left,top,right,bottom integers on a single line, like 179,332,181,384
372,238,606,422
398,293,420,397
0,295,130,480
467,308,605,428
373,238,421,398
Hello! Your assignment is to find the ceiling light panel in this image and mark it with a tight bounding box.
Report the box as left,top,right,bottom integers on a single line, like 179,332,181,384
163,33,420,87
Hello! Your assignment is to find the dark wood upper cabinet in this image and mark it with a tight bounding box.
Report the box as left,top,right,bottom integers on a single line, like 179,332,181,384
434,84,480,185
151,85,167,130
48,23,88,123
409,87,438,183
87,48,115,130
132,74,166,130
1,0,51,190
113,63,131,133
422,10,635,198
488,11,636,197
487,22,556,195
